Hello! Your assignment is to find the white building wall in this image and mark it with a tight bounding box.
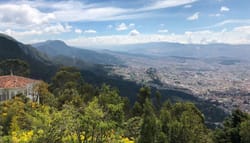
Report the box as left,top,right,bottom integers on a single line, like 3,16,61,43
0,83,39,102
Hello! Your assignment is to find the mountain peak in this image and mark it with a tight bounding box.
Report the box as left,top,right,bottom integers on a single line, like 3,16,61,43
43,40,68,46
45,40,66,45
33,40,70,50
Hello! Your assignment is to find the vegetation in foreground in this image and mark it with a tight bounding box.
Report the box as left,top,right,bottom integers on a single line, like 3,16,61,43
0,61,250,143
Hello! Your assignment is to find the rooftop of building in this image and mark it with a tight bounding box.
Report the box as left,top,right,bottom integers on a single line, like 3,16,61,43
0,75,39,89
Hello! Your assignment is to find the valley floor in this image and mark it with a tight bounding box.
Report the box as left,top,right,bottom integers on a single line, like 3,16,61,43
107,55,250,113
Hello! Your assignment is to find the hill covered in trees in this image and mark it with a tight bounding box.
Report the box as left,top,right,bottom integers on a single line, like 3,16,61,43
32,40,123,65
0,67,250,143
0,34,56,80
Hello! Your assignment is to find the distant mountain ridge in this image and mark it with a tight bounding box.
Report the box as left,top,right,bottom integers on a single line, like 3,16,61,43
32,40,123,65
105,42,250,60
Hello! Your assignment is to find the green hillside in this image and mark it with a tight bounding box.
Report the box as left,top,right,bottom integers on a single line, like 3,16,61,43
0,33,56,80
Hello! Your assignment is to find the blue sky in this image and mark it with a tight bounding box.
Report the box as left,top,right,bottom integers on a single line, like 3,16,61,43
0,0,250,47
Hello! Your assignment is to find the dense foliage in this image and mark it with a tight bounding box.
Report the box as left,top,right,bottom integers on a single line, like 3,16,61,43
0,59,30,77
1,67,250,143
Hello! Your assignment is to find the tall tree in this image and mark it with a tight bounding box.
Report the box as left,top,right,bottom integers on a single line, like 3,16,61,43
35,82,57,107
0,59,30,77
138,98,158,143
155,90,162,111
213,109,249,143
133,86,151,116
240,120,250,143
137,86,151,106
98,84,125,125
50,66,83,95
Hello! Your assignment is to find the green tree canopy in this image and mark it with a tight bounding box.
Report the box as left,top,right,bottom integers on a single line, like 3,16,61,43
0,59,30,77
138,98,158,143
50,66,83,95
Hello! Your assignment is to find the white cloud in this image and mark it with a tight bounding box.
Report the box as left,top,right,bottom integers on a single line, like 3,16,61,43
116,23,136,31
116,23,128,31
75,29,82,34
0,4,55,26
44,23,72,34
0,0,198,25
129,29,140,36
0,23,73,43
217,19,250,26
84,29,97,34
66,25,250,47
0,0,199,41
2,0,248,47
184,5,192,8
220,6,230,12
50,0,198,22
5,24,250,46
142,0,197,11
53,7,127,22
4,29,43,37
158,29,169,33
198,19,250,30
187,12,200,20
233,26,250,34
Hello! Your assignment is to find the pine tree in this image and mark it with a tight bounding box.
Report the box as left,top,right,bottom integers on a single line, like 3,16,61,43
138,98,158,143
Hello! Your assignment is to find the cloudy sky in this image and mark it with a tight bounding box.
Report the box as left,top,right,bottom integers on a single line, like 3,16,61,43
0,0,250,47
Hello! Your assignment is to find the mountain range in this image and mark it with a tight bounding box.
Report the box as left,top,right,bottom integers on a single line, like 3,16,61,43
0,33,140,101
106,42,250,60
0,33,228,124
32,40,123,65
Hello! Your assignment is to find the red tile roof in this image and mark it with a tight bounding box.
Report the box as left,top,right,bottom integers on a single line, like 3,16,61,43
0,75,39,89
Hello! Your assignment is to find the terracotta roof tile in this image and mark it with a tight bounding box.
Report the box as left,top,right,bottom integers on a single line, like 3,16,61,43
0,75,39,89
